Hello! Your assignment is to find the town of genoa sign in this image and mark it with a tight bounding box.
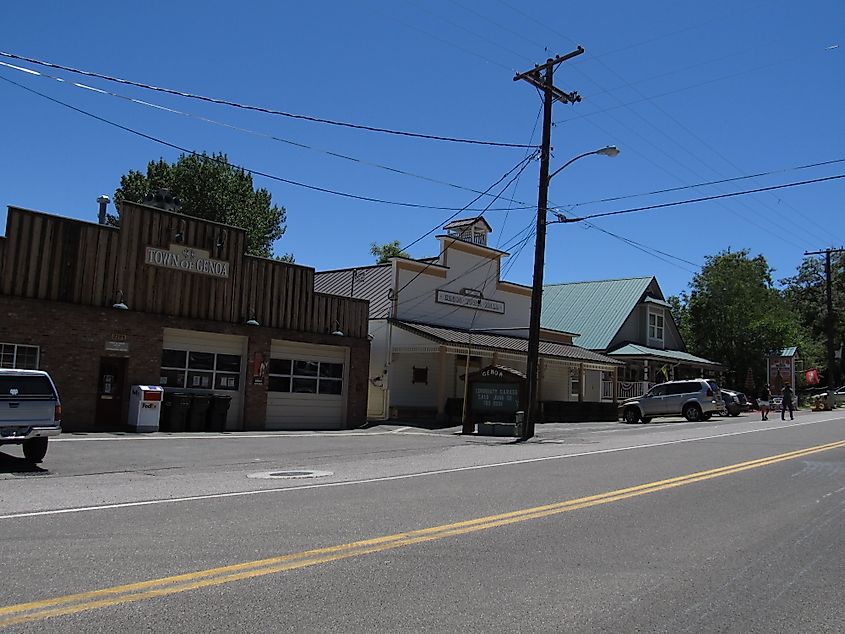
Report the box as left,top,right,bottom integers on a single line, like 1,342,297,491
435,289,505,314
145,244,230,279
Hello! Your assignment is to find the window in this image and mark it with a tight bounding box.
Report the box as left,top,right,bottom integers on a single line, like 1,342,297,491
570,369,580,398
0,343,40,370
647,384,668,397
268,358,344,395
412,366,429,385
160,349,241,391
648,309,665,342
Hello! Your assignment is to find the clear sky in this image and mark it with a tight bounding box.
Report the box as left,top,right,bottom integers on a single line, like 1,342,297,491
1,1,842,299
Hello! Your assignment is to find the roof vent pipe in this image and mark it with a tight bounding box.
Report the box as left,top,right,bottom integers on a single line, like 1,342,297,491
97,194,110,225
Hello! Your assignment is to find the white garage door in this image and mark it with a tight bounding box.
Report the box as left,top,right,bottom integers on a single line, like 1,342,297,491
161,328,248,429
266,340,348,430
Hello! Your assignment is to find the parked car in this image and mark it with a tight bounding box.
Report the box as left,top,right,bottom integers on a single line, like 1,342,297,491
817,385,845,406
0,370,62,462
720,390,743,417
621,379,723,424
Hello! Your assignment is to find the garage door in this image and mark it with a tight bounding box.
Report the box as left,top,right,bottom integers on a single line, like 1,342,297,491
161,328,248,429
266,340,348,430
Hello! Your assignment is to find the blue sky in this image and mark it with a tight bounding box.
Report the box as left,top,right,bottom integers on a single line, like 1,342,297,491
1,1,842,298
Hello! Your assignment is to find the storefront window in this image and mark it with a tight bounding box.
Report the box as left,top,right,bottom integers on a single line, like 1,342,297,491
0,343,39,370
188,351,215,371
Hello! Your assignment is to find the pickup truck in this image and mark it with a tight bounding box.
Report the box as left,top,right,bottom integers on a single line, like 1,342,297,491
0,369,62,462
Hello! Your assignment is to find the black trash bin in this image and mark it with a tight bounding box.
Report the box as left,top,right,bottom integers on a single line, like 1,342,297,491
164,392,192,432
187,394,212,432
207,394,233,432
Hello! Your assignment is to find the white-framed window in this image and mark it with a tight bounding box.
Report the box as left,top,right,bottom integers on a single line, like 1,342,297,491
570,368,580,398
267,359,344,395
648,309,665,343
0,343,40,369
159,349,241,391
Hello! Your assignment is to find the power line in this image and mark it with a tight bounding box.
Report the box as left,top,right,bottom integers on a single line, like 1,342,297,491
565,173,845,222
394,154,538,297
560,157,845,208
0,73,531,213
0,50,536,149
0,60,535,209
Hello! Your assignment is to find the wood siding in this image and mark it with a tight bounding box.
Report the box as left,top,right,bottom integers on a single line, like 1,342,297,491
1,204,368,339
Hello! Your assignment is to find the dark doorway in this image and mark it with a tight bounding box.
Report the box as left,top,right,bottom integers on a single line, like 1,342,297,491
95,357,128,428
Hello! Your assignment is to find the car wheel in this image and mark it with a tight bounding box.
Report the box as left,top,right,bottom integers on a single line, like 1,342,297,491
641,417,652,424
701,413,713,421
22,437,48,463
730,411,740,417
683,404,702,422
623,408,641,424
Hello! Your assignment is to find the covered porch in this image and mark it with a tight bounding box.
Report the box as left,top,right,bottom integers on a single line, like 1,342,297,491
386,321,624,422
601,343,722,401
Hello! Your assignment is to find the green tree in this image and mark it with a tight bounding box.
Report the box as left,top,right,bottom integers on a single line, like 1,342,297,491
676,250,803,387
370,240,409,264
781,251,845,385
113,152,288,258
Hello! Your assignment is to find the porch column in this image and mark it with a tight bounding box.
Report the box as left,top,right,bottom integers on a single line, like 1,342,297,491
578,363,585,403
538,358,546,403
612,366,618,406
643,360,650,384
436,346,447,421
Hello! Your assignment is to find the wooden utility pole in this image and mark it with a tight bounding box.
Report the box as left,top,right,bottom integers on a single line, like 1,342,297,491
804,247,845,404
514,48,583,440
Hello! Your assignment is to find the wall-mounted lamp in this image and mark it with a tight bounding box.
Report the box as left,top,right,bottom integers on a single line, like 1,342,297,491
112,290,128,310
215,229,227,252
331,320,344,336
175,219,186,243
246,317,259,326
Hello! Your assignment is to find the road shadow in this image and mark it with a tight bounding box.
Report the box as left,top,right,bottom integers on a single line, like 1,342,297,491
0,450,48,475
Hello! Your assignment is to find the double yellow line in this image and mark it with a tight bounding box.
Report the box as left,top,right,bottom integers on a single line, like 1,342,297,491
3,438,845,628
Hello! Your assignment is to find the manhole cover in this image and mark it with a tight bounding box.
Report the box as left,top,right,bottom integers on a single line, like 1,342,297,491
247,469,333,480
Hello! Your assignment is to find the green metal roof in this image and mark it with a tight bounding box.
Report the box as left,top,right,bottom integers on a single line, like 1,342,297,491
541,277,654,350
609,343,721,367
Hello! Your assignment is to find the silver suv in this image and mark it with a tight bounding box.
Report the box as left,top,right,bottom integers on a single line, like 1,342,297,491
0,370,62,462
621,379,723,424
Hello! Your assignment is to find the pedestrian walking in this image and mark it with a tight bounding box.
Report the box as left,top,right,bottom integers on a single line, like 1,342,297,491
781,384,795,421
759,384,771,421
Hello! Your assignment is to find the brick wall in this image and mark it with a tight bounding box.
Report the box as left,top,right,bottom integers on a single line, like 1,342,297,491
1,296,369,431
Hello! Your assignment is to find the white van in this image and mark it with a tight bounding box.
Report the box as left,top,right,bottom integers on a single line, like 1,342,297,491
0,370,62,462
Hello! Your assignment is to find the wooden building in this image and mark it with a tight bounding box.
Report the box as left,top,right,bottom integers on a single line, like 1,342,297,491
0,201,370,431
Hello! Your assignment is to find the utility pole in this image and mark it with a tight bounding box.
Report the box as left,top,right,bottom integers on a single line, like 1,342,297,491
514,47,584,440
804,247,845,406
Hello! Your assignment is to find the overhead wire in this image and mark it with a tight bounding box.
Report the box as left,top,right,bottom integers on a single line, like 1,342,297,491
0,50,536,149
394,152,538,297
560,157,845,208
567,172,845,222
0,73,531,213
0,59,535,210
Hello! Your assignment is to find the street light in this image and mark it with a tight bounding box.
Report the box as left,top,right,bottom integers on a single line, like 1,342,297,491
523,145,620,440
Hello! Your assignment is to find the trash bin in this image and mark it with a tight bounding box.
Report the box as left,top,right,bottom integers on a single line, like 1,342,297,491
207,394,233,432
163,392,192,432
187,394,212,432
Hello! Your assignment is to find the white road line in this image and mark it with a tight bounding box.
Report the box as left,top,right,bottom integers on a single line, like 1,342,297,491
2,416,843,521
51,430,441,442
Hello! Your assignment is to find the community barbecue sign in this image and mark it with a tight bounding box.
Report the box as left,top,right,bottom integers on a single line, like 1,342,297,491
145,244,230,279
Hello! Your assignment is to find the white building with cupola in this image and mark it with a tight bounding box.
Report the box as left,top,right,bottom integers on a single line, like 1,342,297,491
315,217,622,424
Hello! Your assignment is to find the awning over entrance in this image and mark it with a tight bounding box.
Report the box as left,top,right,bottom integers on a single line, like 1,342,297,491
392,320,623,368
608,343,721,369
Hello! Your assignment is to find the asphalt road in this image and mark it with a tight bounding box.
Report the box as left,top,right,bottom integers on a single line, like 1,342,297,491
2,410,845,632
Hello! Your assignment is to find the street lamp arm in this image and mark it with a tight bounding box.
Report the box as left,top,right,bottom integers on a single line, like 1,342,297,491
548,145,619,181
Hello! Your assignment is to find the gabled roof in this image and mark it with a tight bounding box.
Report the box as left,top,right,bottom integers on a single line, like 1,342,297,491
393,320,623,366
314,264,392,319
541,277,655,350
443,216,492,232
609,343,721,368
